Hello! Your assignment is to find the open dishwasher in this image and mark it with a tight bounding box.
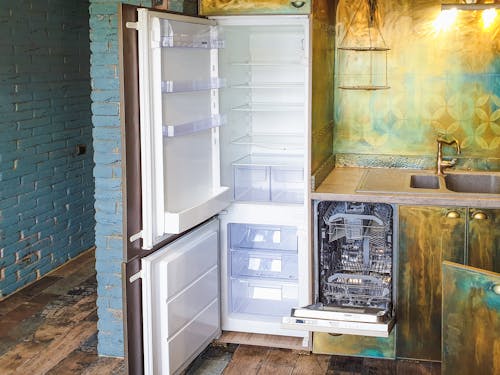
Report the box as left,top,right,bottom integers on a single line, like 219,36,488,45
282,201,395,337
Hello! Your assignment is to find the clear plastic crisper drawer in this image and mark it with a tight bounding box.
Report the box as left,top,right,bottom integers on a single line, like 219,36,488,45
233,164,270,202
271,166,304,203
229,223,298,252
230,278,298,316
233,155,304,203
231,250,298,280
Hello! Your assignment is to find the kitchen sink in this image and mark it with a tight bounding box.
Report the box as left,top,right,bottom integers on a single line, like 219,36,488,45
356,169,500,195
410,175,440,189
444,174,500,194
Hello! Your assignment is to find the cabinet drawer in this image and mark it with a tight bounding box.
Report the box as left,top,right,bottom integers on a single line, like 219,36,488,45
230,278,298,316
200,0,311,16
231,250,298,280
229,223,298,252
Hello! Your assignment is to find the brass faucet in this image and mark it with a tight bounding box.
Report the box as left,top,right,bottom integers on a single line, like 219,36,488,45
436,136,461,176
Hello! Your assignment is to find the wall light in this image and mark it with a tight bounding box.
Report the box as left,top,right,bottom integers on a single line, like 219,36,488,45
482,8,498,28
434,8,458,31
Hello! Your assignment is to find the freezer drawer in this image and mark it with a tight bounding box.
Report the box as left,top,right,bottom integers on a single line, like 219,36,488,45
231,249,298,280
229,223,298,252
230,278,298,316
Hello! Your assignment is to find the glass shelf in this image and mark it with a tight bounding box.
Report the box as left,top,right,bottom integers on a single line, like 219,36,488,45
162,78,226,93
233,154,303,168
231,134,304,151
230,60,306,67
163,114,226,137
230,82,303,89
232,103,304,112
159,35,224,49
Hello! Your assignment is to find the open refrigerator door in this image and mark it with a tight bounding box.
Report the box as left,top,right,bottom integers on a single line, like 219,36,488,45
135,9,231,250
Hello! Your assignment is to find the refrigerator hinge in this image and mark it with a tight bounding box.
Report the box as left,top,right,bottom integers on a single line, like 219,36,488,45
129,270,143,284
129,231,143,243
125,22,139,30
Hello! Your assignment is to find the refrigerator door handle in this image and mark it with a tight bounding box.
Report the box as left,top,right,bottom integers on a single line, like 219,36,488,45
126,21,138,30
129,230,143,243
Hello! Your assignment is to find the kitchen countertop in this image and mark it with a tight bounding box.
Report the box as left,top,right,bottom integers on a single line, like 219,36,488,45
311,167,500,209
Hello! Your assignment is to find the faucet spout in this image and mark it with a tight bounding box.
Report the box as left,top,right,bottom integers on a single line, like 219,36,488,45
437,136,461,176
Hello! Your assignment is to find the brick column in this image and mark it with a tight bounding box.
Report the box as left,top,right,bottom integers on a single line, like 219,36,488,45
89,0,151,358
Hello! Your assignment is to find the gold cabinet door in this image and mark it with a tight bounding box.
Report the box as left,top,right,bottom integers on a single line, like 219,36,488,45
397,206,466,361
199,0,311,15
468,208,500,273
442,261,500,375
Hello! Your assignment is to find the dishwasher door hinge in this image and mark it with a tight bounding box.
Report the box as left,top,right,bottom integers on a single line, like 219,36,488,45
129,231,143,243
129,270,143,284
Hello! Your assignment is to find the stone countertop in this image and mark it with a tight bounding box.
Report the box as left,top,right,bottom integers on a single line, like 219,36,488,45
311,167,500,209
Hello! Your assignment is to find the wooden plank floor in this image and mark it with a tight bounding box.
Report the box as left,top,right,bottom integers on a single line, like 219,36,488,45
0,249,441,375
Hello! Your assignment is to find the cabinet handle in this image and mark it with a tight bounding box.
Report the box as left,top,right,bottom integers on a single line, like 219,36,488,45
446,211,461,219
472,211,488,220
291,1,306,8
493,284,500,295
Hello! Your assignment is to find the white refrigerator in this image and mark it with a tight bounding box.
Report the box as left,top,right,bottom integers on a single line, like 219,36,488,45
128,8,311,375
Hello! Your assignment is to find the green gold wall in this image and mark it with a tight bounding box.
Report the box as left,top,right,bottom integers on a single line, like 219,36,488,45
333,0,500,165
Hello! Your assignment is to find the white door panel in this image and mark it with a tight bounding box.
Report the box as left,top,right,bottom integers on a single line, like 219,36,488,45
166,267,218,337
142,219,220,375
167,300,220,375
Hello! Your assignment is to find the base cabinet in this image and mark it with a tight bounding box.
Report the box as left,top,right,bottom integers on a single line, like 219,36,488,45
442,262,500,375
397,205,500,361
397,206,466,361
313,332,395,359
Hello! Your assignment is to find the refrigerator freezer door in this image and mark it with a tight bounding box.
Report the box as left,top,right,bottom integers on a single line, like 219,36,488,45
136,9,230,249
141,219,220,375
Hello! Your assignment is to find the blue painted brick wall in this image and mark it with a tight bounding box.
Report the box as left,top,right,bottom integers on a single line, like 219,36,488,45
0,1,95,297
89,0,151,358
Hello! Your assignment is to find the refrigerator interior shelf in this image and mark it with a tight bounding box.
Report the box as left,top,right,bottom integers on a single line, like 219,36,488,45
163,115,226,137
230,82,304,89
231,134,304,150
159,35,224,49
232,103,304,112
233,154,303,168
230,61,306,67
162,78,226,93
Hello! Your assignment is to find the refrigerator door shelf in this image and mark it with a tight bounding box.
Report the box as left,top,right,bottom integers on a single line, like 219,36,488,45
163,114,226,137
164,186,231,234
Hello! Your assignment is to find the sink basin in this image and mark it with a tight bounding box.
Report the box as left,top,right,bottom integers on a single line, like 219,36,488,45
445,174,500,194
410,175,440,189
